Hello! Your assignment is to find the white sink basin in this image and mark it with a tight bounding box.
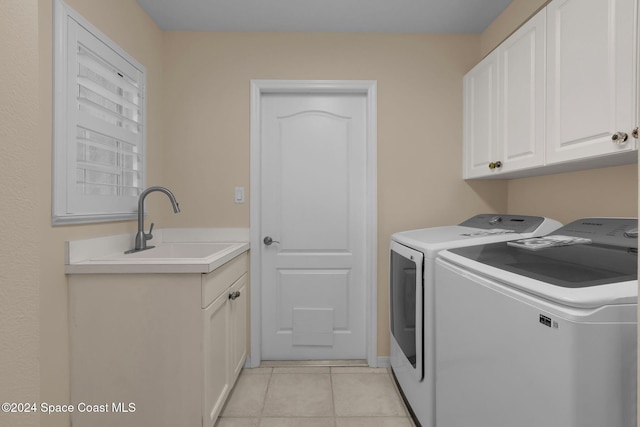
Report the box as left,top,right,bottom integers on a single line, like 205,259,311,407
65,229,251,275
121,242,236,259
67,241,250,274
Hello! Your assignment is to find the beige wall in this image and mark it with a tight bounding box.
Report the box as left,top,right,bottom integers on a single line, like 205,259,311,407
479,0,549,59
161,32,509,356
35,1,165,426
161,32,507,229
507,164,638,224
1,1,39,426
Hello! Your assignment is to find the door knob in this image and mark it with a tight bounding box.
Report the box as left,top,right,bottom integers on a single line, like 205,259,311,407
488,161,502,170
263,236,280,246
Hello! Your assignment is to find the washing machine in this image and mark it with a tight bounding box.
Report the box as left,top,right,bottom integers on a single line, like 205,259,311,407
435,217,638,427
389,214,562,427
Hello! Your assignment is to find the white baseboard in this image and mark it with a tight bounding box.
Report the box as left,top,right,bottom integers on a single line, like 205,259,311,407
243,356,390,369
375,356,390,368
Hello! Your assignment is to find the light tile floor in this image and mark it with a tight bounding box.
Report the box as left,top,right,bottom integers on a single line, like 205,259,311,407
215,366,416,427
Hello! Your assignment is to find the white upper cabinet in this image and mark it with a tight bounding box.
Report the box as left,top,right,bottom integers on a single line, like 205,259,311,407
464,50,499,178
497,9,546,173
464,9,546,179
464,0,638,179
546,0,638,164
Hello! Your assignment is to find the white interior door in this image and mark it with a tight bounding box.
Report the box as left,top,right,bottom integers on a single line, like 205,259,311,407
259,92,368,360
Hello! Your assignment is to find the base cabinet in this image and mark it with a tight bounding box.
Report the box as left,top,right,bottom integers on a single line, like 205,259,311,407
68,252,248,427
203,285,231,427
203,272,248,427
229,276,248,379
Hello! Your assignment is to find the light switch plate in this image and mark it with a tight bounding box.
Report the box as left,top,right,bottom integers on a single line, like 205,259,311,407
234,187,245,204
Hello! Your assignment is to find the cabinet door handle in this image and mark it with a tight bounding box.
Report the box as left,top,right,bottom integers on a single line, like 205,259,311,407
488,161,502,170
612,132,629,144
229,291,241,300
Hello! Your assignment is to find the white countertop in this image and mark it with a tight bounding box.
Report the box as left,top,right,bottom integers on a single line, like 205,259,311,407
65,228,250,274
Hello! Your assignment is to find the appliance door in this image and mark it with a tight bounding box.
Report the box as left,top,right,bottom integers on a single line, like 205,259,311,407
390,241,424,381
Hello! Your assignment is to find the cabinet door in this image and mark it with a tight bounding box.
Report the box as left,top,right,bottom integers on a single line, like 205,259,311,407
229,274,248,381
463,50,499,178
203,292,230,427
497,8,546,173
546,0,638,164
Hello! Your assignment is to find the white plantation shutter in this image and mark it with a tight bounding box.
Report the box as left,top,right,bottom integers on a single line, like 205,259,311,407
53,0,146,224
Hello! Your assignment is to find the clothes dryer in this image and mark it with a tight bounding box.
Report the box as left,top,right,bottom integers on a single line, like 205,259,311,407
389,214,561,426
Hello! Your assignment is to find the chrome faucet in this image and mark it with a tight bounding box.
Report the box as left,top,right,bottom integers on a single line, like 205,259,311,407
126,186,180,253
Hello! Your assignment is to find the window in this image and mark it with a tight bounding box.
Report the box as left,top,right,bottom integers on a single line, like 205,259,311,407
53,0,145,224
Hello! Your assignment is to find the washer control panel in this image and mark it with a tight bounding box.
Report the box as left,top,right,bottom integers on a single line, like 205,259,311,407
459,214,548,234
556,218,638,248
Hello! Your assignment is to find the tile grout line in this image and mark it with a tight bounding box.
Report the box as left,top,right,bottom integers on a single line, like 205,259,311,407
258,367,273,419
329,367,337,427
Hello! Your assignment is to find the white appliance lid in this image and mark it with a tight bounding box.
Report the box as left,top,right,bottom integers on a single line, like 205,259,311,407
391,214,561,257
450,241,636,289
441,218,638,308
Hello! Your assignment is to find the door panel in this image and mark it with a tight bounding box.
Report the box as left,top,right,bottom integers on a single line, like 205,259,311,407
278,270,349,329
261,93,367,360
279,111,350,251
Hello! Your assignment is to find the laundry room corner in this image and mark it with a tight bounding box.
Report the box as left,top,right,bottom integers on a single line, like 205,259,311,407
506,164,638,225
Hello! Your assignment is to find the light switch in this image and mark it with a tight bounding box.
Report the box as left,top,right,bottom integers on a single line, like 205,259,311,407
234,187,245,204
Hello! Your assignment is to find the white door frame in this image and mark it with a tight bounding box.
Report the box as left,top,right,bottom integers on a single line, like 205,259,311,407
249,80,378,368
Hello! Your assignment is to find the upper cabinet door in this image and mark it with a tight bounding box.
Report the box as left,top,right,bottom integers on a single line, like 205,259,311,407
463,50,499,179
497,9,546,173
546,0,638,164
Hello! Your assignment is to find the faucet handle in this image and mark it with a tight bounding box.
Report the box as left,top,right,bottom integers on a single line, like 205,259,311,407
146,222,155,241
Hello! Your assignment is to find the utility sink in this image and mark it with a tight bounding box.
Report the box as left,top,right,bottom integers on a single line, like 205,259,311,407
66,240,250,274
120,242,236,259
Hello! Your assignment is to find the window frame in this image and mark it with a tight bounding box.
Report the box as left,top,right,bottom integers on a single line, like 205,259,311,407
52,0,146,225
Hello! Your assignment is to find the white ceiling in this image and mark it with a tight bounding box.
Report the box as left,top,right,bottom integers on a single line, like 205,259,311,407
135,0,513,33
